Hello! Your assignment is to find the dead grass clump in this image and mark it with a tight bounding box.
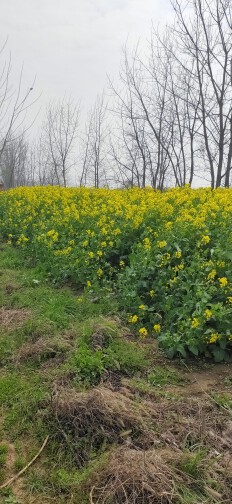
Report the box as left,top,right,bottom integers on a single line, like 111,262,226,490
14,337,72,364
143,397,230,453
90,447,188,504
0,307,30,330
50,386,152,464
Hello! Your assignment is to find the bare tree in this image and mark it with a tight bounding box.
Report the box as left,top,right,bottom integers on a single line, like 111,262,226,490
79,93,108,188
43,98,80,187
109,43,178,189
0,132,28,188
108,0,232,189
169,0,232,188
0,40,36,166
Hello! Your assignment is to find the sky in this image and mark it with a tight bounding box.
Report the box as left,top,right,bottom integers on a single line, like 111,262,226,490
0,0,172,124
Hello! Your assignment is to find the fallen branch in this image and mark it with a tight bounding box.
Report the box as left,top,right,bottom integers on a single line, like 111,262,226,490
0,435,49,489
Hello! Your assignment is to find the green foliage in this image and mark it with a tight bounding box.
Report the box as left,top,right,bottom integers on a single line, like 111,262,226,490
70,322,149,385
118,213,232,361
147,365,185,387
0,444,8,468
177,449,206,479
71,338,148,386
0,373,48,436
213,392,232,410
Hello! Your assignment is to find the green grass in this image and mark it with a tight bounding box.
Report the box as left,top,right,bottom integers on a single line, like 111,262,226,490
147,365,186,387
0,245,123,502
0,244,231,503
0,444,8,468
212,392,232,410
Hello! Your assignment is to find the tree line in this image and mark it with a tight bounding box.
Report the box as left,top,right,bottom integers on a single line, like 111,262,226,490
1,0,232,190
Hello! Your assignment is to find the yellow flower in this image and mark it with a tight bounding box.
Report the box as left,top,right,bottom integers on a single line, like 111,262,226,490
201,235,210,244
153,324,161,333
113,228,121,236
128,315,139,323
191,317,200,329
143,237,151,251
204,309,212,321
157,240,167,248
208,332,220,344
175,250,182,258
227,296,232,304
97,268,103,277
217,261,225,268
97,250,103,257
139,327,148,338
87,280,92,287
119,260,125,267
88,251,94,259
219,277,228,288
139,304,146,310
149,290,155,297
208,269,217,280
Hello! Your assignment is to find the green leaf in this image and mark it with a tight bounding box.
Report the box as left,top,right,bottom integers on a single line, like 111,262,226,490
176,345,187,358
211,348,226,363
224,250,232,261
188,345,199,356
166,348,176,359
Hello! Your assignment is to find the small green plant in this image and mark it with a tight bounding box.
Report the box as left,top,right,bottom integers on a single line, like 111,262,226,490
0,444,8,467
71,345,105,385
212,392,232,410
70,337,148,385
177,449,206,479
147,365,185,387
3,496,21,504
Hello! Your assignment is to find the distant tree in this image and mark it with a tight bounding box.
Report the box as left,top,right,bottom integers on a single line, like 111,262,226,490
0,40,35,167
80,93,108,188
44,98,80,187
109,0,232,189
0,133,28,188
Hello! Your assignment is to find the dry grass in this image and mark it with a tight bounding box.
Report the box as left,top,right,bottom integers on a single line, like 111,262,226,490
0,307,30,330
50,385,153,464
90,447,189,504
14,337,72,364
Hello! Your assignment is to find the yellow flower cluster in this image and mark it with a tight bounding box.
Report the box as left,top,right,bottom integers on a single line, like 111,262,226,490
208,332,221,344
191,317,200,329
1,185,232,356
128,315,139,323
139,327,148,338
219,277,228,288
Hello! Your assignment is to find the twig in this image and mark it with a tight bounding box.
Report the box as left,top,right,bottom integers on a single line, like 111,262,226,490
0,435,49,489
90,486,95,504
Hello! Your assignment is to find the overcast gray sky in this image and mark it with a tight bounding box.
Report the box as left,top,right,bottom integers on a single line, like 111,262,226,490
1,0,172,117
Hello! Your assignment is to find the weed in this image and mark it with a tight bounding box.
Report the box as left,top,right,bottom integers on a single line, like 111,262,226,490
0,444,8,467
147,365,185,387
177,449,206,479
212,392,232,410
70,337,148,385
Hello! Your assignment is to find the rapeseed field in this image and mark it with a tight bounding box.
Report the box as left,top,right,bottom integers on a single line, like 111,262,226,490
1,185,232,361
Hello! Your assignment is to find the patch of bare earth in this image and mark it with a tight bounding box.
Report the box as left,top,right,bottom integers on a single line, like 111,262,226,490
0,308,30,330
0,440,24,502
